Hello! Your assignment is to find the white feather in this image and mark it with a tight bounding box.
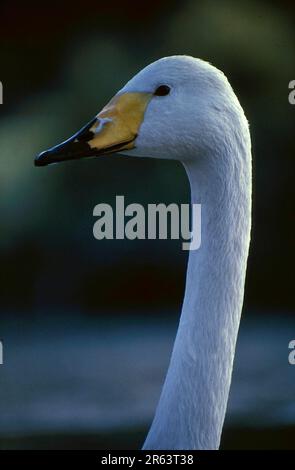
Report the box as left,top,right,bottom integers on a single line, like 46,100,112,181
122,56,252,450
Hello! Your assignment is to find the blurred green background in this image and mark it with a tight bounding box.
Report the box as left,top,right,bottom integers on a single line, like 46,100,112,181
0,0,294,450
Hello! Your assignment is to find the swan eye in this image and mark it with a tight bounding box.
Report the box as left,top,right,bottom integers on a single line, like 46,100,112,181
154,85,171,96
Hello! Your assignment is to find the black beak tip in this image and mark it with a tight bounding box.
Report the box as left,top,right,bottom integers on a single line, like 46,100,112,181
34,117,100,167
35,150,50,167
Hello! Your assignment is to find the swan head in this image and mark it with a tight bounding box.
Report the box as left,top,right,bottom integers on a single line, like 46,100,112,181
35,55,246,166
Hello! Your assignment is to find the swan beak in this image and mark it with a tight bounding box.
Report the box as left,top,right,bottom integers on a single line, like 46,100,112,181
35,92,152,167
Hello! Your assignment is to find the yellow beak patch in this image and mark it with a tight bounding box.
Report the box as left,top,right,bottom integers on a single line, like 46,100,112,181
89,92,152,153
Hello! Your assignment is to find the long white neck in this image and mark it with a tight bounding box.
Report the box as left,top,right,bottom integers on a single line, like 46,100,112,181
143,131,252,450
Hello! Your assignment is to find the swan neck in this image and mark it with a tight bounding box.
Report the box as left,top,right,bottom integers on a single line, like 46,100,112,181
143,148,251,449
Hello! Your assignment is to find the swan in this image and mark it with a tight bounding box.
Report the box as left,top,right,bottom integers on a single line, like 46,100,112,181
35,56,252,450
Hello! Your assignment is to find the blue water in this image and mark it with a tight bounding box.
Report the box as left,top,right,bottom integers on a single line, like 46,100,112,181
0,313,294,436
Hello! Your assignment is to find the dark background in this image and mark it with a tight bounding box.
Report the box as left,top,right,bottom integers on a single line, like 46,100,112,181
0,0,294,450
